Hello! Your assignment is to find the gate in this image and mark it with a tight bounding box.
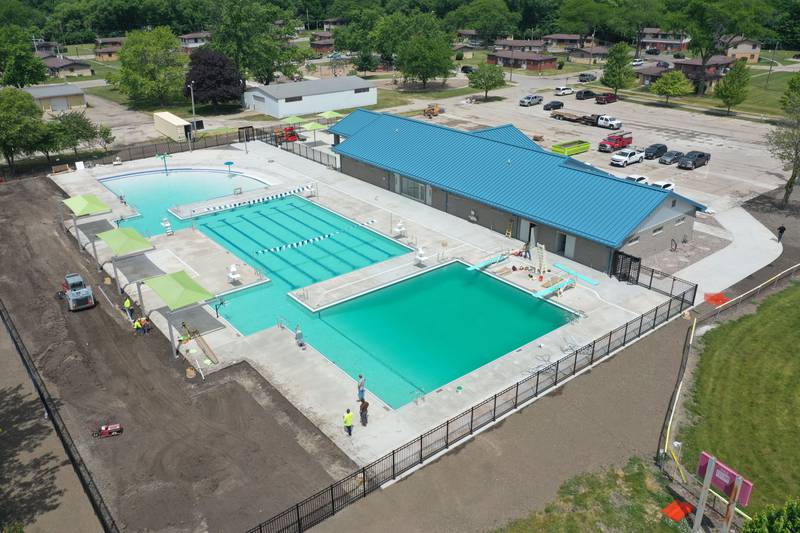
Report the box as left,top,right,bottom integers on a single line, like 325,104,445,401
612,251,641,283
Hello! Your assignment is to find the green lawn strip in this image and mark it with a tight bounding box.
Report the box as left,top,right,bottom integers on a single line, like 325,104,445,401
64,43,95,56
757,50,800,66
396,85,483,100
84,85,244,117
678,283,800,514
495,458,685,533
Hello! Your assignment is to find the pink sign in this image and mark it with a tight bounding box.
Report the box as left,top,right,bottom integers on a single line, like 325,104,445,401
697,452,754,507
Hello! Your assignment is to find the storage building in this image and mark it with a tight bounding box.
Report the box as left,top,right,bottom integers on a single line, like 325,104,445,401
242,76,376,119
23,83,86,113
153,112,192,141
331,110,704,273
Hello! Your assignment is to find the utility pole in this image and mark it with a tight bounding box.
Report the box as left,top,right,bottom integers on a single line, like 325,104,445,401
187,81,196,151
765,40,779,89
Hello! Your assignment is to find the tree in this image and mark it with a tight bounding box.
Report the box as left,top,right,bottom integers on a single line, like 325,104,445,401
444,0,520,44
30,121,66,165
185,48,243,105
353,48,379,75
0,25,48,88
611,0,665,57
557,0,611,47
0,88,43,173
668,0,768,94
248,33,310,85
767,72,800,207
467,62,506,100
649,70,694,103
601,43,636,95
333,8,382,52
742,498,800,532
55,111,99,156
114,27,187,105
714,59,750,113
97,125,115,152
396,27,454,88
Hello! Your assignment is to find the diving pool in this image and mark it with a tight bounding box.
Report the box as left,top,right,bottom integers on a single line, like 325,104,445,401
101,169,572,408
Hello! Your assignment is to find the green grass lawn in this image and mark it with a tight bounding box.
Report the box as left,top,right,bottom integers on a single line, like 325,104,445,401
84,85,243,117
398,85,482,99
64,42,95,56
44,59,121,84
679,283,800,514
495,458,685,532
757,49,800,66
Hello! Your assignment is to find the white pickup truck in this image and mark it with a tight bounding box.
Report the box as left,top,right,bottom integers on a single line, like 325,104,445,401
610,148,645,167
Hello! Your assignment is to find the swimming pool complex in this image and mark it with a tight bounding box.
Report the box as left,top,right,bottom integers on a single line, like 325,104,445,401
102,169,572,408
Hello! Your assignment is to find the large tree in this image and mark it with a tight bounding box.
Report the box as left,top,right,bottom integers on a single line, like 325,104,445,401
185,48,243,105
649,70,694,103
114,27,187,105
0,25,48,88
768,72,800,207
742,498,800,532
467,62,506,100
396,17,454,88
370,11,444,62
333,7,382,52
714,59,750,113
55,111,99,156
557,0,611,47
0,88,43,173
444,0,520,44
668,0,769,94
601,43,636,95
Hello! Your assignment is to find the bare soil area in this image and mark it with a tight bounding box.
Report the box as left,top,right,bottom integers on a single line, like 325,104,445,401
0,177,355,532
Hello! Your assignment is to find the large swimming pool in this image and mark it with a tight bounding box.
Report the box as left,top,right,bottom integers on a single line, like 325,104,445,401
102,169,572,408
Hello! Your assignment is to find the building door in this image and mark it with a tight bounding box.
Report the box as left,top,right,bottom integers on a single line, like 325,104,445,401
50,97,69,112
564,234,576,258
527,223,536,244
555,232,567,254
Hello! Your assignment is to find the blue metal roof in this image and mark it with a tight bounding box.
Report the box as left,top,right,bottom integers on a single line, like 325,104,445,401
328,109,380,137
333,113,703,248
471,125,544,151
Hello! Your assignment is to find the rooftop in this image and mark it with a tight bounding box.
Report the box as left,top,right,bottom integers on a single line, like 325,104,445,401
95,45,122,53
23,83,84,99
490,50,556,61
311,38,335,46
42,56,89,69
180,31,211,39
246,76,373,100
543,33,583,40
673,55,736,67
495,39,546,47
458,29,478,36
332,111,703,248
574,46,610,55
96,37,125,44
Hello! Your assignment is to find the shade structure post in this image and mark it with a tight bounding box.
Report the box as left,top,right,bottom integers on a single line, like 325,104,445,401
112,257,121,294
167,314,179,358
136,281,146,316
91,238,100,271
72,213,80,250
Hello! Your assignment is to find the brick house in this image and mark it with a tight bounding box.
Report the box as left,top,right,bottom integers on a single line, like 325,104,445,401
569,46,610,64
457,29,484,47
724,36,760,64
487,51,557,71
639,28,690,52
672,55,736,93
94,45,121,62
494,39,547,53
42,56,94,78
543,34,592,51
311,38,335,55
180,31,211,52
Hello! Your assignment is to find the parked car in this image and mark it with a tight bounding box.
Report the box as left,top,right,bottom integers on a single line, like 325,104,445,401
631,58,644,67
673,52,686,59
575,89,597,100
644,143,668,159
461,65,476,73
595,93,618,104
651,180,675,191
678,151,711,169
656,60,670,68
659,150,684,165
625,174,649,184
519,94,543,106
645,48,660,55
611,148,645,167
578,73,597,82
555,86,574,96
543,100,564,110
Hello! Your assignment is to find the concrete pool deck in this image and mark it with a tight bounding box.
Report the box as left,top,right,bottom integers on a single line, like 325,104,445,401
50,143,668,464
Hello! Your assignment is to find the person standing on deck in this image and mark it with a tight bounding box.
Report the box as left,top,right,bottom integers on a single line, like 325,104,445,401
357,374,366,402
360,400,369,426
343,409,354,436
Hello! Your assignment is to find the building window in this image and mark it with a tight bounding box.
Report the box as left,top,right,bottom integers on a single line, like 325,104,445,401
399,176,427,203
627,236,640,245
652,226,663,235
675,216,686,226
285,96,302,102
671,199,677,207
354,87,369,93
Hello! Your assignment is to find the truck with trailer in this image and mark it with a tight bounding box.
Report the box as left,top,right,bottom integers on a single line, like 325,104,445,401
550,111,622,129
598,131,633,152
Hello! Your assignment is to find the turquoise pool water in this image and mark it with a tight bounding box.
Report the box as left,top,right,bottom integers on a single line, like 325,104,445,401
101,169,572,408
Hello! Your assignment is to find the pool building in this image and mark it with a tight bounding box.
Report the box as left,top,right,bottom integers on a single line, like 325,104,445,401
331,110,705,273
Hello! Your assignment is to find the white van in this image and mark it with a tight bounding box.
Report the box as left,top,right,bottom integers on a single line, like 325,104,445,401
554,86,574,96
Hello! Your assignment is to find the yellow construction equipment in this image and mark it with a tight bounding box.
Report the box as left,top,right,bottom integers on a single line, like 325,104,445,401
423,104,442,118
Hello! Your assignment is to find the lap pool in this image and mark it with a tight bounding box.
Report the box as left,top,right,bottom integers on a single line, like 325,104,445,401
102,169,572,408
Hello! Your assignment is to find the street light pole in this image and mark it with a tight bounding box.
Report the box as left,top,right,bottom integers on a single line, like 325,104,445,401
765,40,779,90
187,80,196,151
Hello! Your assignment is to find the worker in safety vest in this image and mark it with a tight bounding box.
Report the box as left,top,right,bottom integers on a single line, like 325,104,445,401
343,409,354,436
123,297,133,320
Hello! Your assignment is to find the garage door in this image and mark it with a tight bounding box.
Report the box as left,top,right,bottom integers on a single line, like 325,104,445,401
50,96,69,112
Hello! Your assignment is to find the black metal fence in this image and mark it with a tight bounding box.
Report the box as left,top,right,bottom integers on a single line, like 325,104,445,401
94,131,242,166
243,126,339,169
0,298,120,533
246,273,697,533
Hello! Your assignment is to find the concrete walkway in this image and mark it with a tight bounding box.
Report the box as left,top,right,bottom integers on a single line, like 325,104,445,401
676,206,782,298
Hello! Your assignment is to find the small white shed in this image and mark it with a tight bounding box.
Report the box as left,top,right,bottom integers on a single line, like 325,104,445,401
242,76,377,119
153,111,191,142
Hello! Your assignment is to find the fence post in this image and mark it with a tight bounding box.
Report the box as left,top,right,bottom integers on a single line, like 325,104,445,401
649,269,654,289
638,315,644,336
514,382,519,407
622,322,629,346
607,331,613,354
554,360,560,385
392,449,396,479
666,297,673,319
469,406,474,433
679,291,686,312
419,437,423,464
362,467,367,497
590,339,597,364
330,485,335,515
670,277,675,297
572,350,578,373
295,503,301,532
445,419,450,448
534,371,540,396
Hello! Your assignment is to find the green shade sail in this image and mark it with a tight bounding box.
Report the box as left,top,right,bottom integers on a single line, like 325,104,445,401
302,121,327,131
317,110,343,119
143,271,214,311
96,227,152,256
282,115,307,125
63,194,110,217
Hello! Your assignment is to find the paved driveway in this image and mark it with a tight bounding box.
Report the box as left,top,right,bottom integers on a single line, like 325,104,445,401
83,93,156,145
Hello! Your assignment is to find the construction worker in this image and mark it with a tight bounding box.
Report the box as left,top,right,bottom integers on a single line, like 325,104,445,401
133,318,143,335
343,409,354,436
123,297,133,320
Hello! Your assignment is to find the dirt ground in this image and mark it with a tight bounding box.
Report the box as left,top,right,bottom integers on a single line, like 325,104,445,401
0,177,356,532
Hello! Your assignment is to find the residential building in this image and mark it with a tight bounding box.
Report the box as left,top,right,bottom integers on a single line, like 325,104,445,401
494,39,547,53
569,46,610,64
42,56,94,78
331,110,704,272
640,28,690,52
242,76,376,118
312,30,333,41
180,31,211,52
452,43,474,59
95,37,125,48
23,83,86,113
457,29,484,48
673,55,736,93
311,38,335,55
34,41,61,55
725,36,760,64
94,46,121,62
543,34,592,51
323,18,345,32
487,51,557,71
635,66,670,86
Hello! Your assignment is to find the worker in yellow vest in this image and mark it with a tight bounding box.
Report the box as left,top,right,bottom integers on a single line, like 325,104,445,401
123,297,133,320
343,408,354,436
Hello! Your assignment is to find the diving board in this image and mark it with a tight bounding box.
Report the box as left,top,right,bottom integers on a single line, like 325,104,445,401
553,263,599,286
467,255,507,271
533,279,574,298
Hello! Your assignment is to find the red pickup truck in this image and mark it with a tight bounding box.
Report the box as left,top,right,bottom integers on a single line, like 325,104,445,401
595,93,618,104
598,131,632,152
